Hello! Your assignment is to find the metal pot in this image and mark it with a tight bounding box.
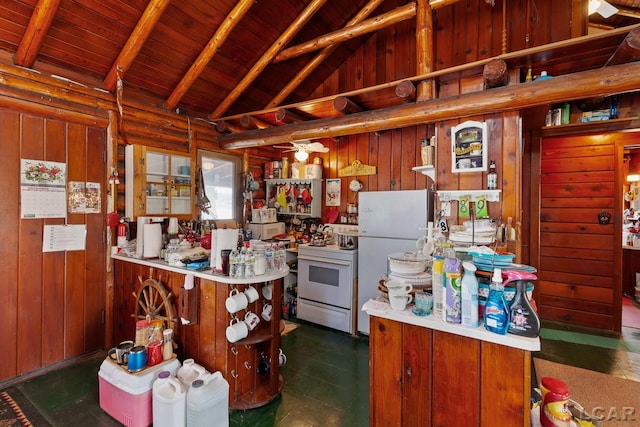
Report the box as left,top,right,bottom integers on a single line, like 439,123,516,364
337,231,358,250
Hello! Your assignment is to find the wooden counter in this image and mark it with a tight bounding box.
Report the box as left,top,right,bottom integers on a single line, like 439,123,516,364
363,299,539,427
112,254,288,409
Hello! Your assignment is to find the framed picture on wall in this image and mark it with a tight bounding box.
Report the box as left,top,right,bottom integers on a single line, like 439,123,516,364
451,120,488,173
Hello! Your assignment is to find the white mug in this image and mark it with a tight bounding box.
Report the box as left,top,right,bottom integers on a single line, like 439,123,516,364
244,311,261,330
278,348,287,366
244,285,259,303
226,317,249,343
261,303,273,321
225,288,248,314
387,282,413,296
262,283,273,300
389,294,413,311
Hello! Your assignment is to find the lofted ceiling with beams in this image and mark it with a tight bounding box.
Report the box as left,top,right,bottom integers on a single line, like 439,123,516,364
0,0,638,143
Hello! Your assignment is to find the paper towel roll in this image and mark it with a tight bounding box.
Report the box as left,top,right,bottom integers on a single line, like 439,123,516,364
136,216,147,257
143,223,163,258
213,228,238,270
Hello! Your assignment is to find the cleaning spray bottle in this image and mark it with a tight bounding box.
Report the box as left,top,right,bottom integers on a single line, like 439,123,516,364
504,270,540,337
484,268,510,334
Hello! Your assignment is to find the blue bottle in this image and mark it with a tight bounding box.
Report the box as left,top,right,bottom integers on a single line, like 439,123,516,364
484,268,510,335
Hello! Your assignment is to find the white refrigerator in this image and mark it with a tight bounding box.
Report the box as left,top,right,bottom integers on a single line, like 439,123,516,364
357,189,433,334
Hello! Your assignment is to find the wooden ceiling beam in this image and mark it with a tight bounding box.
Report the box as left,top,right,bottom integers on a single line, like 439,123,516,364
165,0,254,110
333,96,364,115
14,0,61,68
210,0,327,119
429,0,464,10
102,0,171,92
218,61,640,149
240,115,271,130
395,80,417,103
416,0,434,101
216,120,244,134
605,26,640,66
267,0,384,108
274,3,417,63
275,108,308,124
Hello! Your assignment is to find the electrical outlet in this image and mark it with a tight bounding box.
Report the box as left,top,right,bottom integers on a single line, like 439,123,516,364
441,201,451,217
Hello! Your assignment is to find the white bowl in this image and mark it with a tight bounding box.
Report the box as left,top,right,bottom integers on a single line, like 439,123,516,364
388,252,429,275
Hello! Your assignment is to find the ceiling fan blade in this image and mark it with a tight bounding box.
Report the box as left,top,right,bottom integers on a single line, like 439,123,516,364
307,142,329,152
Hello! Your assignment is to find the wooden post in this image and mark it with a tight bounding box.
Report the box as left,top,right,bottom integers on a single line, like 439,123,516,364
395,80,417,103
483,59,509,89
333,96,364,114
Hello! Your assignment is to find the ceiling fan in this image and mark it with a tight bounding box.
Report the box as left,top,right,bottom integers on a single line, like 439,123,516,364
589,0,618,18
274,140,329,161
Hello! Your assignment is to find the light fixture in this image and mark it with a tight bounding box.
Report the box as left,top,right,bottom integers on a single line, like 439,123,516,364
294,150,309,161
627,174,640,182
588,0,618,18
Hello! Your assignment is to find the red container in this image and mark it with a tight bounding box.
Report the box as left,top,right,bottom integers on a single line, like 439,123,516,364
147,341,163,366
540,377,571,427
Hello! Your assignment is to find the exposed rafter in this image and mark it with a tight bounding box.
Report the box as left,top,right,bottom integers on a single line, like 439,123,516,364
165,0,255,110
102,0,172,92
273,3,417,63
267,0,385,108
14,0,61,68
209,0,328,119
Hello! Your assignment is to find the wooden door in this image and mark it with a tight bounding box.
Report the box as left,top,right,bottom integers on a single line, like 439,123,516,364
535,132,625,331
369,316,403,427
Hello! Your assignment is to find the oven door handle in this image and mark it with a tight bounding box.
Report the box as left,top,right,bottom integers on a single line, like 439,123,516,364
298,256,351,267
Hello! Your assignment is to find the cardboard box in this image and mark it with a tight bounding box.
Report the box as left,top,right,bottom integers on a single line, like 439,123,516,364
98,357,180,427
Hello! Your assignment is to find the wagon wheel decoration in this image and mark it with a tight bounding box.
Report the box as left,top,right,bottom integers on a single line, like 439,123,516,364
132,276,179,335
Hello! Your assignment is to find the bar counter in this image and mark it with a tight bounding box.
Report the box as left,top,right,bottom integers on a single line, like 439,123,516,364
364,298,538,427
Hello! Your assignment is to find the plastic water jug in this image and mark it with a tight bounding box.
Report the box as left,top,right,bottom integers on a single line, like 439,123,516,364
153,371,186,427
186,372,229,427
177,358,209,388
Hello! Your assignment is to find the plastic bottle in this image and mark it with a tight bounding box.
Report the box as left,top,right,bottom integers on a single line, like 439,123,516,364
228,248,239,278
525,67,533,82
536,70,552,81
237,246,247,278
186,372,230,427
484,268,510,334
153,371,186,427
444,244,462,324
487,160,497,190
431,240,445,319
505,270,541,337
461,262,479,328
163,328,174,360
177,358,209,389
244,248,255,278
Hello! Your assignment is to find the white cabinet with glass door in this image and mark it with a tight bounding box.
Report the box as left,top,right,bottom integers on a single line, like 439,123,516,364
125,145,194,219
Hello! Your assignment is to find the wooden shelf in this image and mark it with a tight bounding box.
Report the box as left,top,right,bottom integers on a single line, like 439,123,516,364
541,116,639,136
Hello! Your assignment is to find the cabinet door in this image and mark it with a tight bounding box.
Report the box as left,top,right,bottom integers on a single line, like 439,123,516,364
369,316,402,427
169,154,192,215
145,150,170,215
402,323,432,427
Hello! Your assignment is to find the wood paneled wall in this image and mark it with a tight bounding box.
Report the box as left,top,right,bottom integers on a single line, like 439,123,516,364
0,111,106,382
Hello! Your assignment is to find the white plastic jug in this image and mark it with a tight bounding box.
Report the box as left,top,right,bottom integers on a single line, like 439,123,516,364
177,358,209,388
153,371,186,427
186,372,229,427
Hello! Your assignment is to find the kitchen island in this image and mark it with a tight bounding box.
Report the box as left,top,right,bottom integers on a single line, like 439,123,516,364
363,299,540,427
112,254,288,409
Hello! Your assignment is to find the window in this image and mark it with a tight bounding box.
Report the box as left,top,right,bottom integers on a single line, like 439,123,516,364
198,150,240,221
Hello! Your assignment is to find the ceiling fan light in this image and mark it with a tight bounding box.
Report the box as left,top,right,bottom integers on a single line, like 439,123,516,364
295,150,309,161
588,0,601,15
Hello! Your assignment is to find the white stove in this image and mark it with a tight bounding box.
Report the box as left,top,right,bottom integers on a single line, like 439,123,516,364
297,225,358,334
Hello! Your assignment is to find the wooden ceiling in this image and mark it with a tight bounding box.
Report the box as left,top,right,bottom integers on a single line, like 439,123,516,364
0,0,638,142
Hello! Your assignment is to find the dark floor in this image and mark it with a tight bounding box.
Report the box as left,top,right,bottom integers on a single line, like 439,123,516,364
3,307,640,426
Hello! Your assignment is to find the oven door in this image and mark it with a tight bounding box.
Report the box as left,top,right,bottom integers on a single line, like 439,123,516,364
297,255,353,309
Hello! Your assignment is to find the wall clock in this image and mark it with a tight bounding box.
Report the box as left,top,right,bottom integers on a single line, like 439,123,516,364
349,178,363,192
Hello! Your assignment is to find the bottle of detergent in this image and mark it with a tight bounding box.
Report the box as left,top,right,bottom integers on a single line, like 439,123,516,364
444,245,462,324
461,262,479,328
504,270,541,337
484,268,509,334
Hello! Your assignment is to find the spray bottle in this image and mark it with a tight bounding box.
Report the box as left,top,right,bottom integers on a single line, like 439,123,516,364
484,268,510,334
504,270,540,337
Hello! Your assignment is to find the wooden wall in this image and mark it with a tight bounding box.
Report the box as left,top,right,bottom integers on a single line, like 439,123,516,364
0,111,106,382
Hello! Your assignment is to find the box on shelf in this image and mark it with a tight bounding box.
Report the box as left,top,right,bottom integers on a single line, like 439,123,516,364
98,356,181,427
252,207,277,224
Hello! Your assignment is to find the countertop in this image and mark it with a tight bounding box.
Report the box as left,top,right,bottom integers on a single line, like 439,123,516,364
362,298,540,351
112,253,289,284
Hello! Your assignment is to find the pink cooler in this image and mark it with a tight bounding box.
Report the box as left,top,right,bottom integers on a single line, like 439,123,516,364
98,356,180,427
